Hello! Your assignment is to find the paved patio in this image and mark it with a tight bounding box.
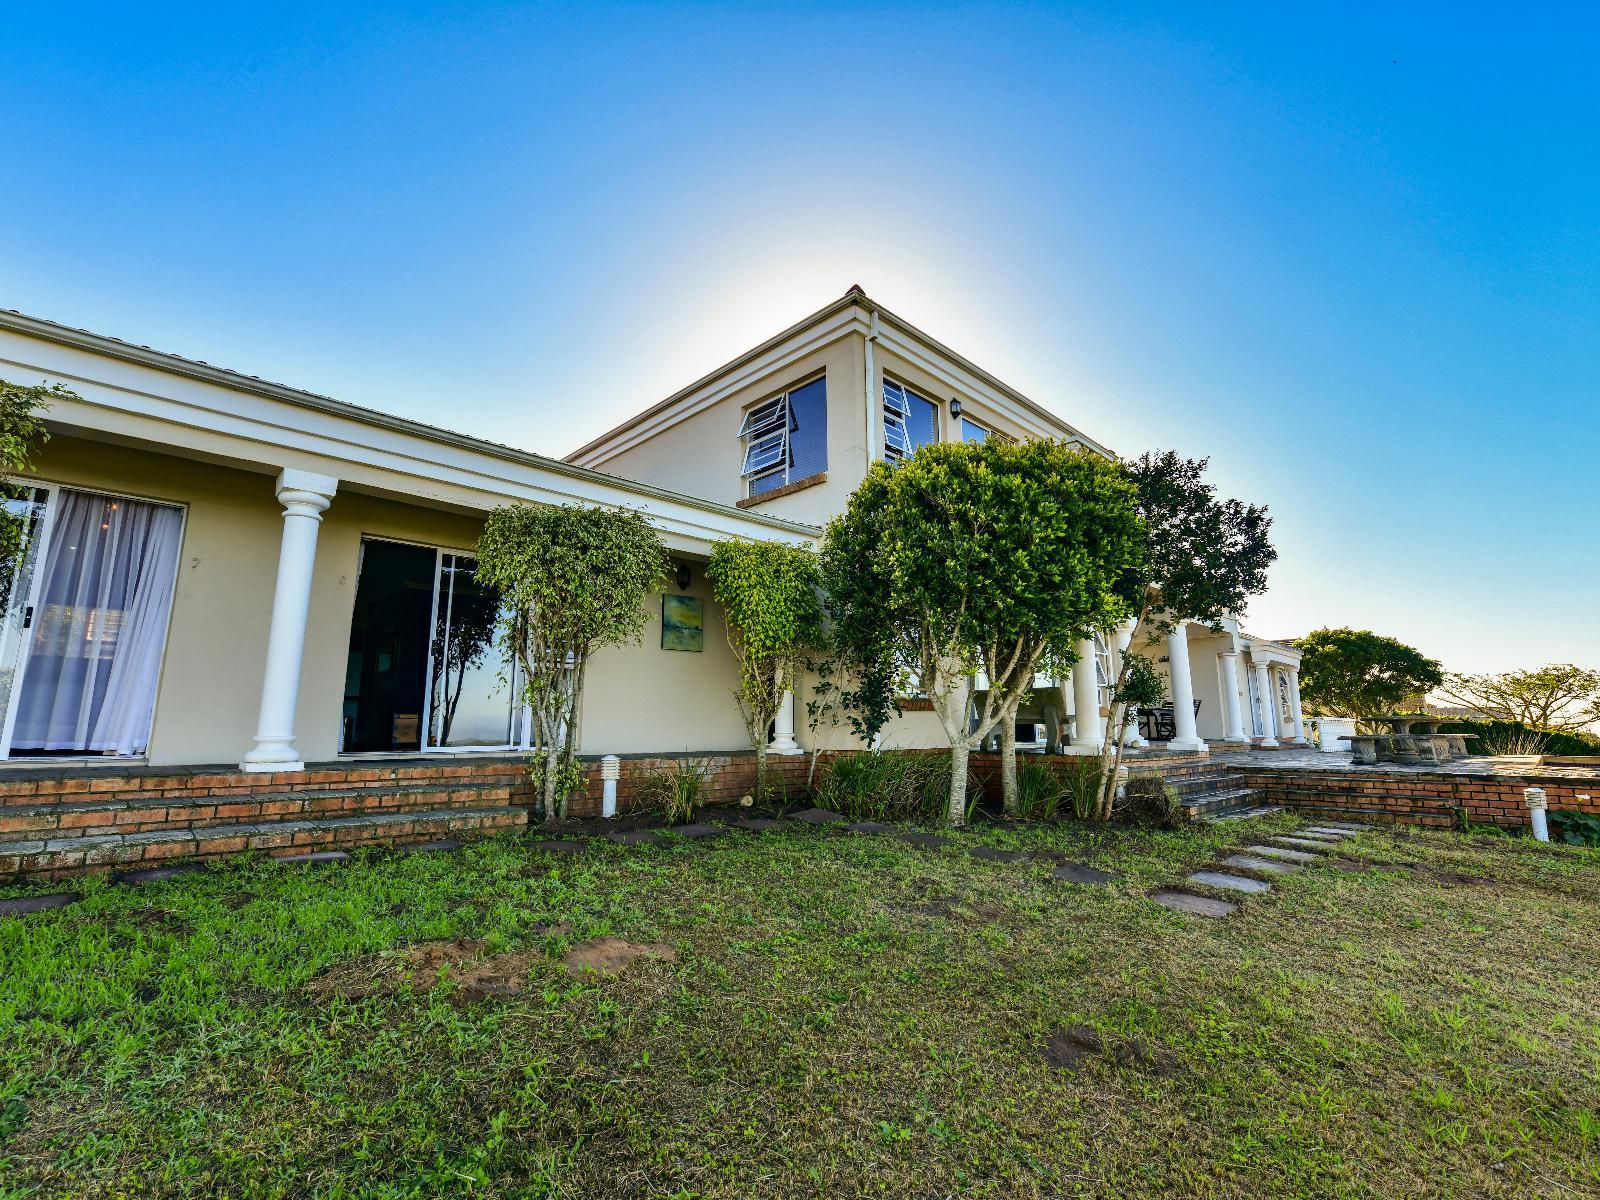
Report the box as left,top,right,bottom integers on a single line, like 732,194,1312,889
1212,749,1600,780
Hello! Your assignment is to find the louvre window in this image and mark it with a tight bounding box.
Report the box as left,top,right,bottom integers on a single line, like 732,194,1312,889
882,379,938,462
740,376,827,498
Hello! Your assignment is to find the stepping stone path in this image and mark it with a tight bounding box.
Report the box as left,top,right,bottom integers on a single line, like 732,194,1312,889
1053,862,1119,886
1152,823,1368,919
1186,869,1271,895
671,823,727,841
1150,890,1237,918
0,892,79,917
406,839,463,853
896,831,954,849
790,808,845,825
528,839,586,854
725,817,784,832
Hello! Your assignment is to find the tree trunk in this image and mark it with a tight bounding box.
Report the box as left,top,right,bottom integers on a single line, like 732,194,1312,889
947,739,971,825
998,699,1020,816
753,738,769,806
540,747,560,825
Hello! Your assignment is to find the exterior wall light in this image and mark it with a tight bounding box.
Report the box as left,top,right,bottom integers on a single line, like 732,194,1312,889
675,562,692,590
949,397,963,417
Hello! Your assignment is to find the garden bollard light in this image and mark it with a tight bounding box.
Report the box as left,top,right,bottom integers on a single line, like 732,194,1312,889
1524,787,1549,843
601,755,621,820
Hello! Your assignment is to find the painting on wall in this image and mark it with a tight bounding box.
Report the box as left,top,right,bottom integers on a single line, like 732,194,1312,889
661,594,704,652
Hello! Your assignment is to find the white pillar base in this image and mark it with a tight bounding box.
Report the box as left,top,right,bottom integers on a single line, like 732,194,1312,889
768,688,802,755
1165,738,1208,753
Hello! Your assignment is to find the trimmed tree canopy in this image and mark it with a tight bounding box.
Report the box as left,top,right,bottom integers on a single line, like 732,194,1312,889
1439,664,1600,734
475,503,667,819
707,538,823,796
0,378,57,566
1292,627,1444,718
822,438,1144,823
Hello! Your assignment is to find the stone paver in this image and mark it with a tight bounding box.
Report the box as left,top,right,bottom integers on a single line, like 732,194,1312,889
897,831,954,849
843,821,893,834
113,863,208,884
0,892,79,917
1303,826,1362,838
275,850,351,865
1149,890,1237,918
405,839,463,853
1244,844,1319,863
1271,836,1338,853
969,846,1029,863
1221,853,1301,875
671,823,727,840
1052,862,1119,885
1316,821,1373,831
1187,870,1271,895
527,839,586,854
791,808,845,825
607,829,668,846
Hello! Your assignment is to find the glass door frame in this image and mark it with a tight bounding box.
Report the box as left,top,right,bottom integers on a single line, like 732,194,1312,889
0,480,188,762
348,534,529,757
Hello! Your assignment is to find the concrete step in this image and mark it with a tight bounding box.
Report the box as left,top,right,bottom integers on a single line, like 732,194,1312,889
1179,786,1270,821
0,805,525,882
0,783,515,840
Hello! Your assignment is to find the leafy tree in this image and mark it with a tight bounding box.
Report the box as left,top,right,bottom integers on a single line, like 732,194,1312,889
0,378,58,570
1094,452,1275,821
1439,664,1600,734
822,439,1143,824
1292,628,1444,721
475,503,667,821
707,539,823,802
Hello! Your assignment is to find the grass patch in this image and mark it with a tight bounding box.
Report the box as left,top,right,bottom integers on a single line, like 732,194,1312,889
2,817,1598,1197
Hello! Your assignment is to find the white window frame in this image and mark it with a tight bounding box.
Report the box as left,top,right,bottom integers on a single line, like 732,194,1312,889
1093,631,1113,709
738,376,822,497
882,378,930,462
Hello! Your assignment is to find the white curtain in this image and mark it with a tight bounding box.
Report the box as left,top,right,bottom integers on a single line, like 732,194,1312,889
11,490,183,755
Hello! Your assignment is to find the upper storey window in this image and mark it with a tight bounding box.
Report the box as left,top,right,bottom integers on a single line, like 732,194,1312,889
882,379,938,462
960,417,989,444
740,376,827,498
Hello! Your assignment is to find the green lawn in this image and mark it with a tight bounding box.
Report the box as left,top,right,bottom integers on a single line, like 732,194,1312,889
2,814,1598,1199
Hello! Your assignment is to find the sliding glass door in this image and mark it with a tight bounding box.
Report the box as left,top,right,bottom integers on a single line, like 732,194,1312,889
0,486,184,758
342,538,524,755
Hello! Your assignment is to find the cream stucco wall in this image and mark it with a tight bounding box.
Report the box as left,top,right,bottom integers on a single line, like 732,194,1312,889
16,437,754,766
587,334,867,528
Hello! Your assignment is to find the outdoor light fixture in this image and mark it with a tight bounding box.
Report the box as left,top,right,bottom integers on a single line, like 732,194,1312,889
675,562,692,590
949,397,963,417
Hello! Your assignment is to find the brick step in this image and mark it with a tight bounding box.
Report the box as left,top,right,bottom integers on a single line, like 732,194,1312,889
0,805,527,882
1163,772,1238,796
1179,786,1267,820
0,783,516,840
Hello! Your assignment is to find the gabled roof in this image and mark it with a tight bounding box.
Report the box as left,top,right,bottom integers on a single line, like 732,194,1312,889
566,285,1113,463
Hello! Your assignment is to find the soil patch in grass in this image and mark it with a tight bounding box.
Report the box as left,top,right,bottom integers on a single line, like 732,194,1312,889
305,938,543,1004
563,936,676,975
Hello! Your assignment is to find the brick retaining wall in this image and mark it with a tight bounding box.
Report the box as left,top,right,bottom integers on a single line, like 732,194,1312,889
1232,765,1600,829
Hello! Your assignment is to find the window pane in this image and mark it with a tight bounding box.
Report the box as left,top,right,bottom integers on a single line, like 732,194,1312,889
748,468,788,497
428,554,514,748
961,418,988,443
884,380,937,459
787,376,827,480
741,430,787,475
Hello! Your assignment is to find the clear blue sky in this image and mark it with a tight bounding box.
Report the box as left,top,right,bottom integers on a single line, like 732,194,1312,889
3,3,1595,674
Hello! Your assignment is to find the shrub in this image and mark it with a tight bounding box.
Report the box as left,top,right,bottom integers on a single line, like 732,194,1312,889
637,756,712,824
1116,772,1178,827
1439,719,1600,759
818,750,955,823
1058,757,1104,821
1550,810,1600,848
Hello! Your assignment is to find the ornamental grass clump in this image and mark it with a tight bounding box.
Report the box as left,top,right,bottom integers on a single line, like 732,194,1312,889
638,756,713,824
817,750,952,823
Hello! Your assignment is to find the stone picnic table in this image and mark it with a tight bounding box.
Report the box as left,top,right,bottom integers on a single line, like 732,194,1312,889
1340,717,1480,766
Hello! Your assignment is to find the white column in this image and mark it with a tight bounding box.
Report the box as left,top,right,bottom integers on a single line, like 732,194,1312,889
768,688,801,754
1218,651,1247,742
242,469,338,772
1113,620,1146,748
1251,659,1279,747
1070,637,1104,753
1286,667,1307,744
1165,624,1206,752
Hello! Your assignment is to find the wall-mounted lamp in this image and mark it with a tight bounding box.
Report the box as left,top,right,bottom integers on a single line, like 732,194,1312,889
949,397,963,417
675,562,692,590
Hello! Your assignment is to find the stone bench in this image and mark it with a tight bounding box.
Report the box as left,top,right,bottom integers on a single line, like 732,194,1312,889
1340,732,1479,766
